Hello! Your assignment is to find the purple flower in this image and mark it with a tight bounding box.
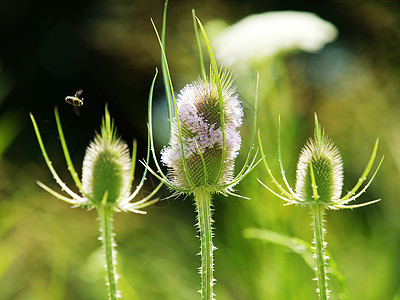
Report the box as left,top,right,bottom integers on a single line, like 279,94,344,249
160,74,243,192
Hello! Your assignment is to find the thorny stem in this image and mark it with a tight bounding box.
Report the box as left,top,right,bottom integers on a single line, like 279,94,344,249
98,206,119,300
195,189,214,300
311,204,329,300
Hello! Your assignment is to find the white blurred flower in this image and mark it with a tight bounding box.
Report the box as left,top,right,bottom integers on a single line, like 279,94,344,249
213,11,338,66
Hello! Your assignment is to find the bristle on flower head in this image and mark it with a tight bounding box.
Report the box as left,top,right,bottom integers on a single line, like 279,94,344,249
161,72,243,192
295,114,343,205
82,108,132,206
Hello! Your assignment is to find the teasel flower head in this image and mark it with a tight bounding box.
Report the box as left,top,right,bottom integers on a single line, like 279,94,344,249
258,113,383,209
160,71,244,193
146,13,260,197
30,106,162,213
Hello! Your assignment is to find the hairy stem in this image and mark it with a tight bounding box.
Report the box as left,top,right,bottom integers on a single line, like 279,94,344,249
98,206,119,300
195,189,214,300
311,204,329,300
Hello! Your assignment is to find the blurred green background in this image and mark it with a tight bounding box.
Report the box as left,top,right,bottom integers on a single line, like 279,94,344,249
0,0,399,299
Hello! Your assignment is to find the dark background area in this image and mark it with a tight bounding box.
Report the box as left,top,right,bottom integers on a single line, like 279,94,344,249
2,0,399,162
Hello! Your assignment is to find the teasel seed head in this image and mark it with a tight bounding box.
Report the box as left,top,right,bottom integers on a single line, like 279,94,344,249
82,113,132,206
295,115,343,205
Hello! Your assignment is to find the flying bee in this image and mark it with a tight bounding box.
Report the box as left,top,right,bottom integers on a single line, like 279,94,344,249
65,90,84,116
65,89,84,107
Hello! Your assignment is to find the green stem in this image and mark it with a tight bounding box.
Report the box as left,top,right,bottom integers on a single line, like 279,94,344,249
98,206,119,300
194,189,214,300
311,204,329,300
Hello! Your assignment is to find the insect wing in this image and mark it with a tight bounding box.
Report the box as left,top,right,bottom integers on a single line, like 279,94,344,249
73,106,81,116
75,89,83,97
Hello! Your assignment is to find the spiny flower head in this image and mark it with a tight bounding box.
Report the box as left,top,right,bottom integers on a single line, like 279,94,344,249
31,106,161,213
82,112,132,206
295,118,343,205
160,72,243,192
258,114,383,209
